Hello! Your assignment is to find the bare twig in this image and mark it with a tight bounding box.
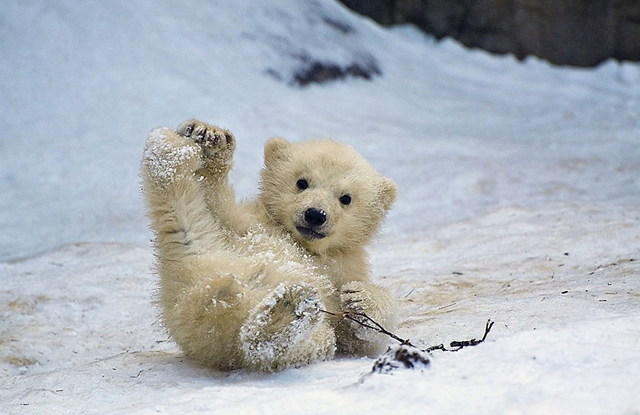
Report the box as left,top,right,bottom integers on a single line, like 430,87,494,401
447,319,494,351
321,309,415,346
420,320,494,353
320,309,494,353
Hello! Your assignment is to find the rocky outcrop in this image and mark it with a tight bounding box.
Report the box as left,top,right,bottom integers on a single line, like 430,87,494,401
339,0,640,66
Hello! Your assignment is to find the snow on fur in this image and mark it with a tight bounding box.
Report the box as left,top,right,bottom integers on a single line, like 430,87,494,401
142,128,199,183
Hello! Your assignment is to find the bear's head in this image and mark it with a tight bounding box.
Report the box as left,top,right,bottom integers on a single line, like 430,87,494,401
259,137,396,255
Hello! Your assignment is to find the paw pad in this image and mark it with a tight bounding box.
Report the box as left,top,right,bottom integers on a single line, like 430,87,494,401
177,120,235,158
240,283,328,370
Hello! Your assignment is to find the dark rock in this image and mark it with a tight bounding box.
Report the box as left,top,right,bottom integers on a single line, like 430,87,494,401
292,59,381,87
339,0,640,66
339,0,397,25
260,1,383,87
372,344,431,373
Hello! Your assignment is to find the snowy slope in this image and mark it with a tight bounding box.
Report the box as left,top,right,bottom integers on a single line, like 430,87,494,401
1,0,639,414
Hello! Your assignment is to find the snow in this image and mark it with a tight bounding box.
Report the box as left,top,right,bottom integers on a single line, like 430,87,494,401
142,128,199,183
1,0,639,413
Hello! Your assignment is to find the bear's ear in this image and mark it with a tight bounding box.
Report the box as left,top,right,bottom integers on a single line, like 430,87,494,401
264,137,291,164
379,176,397,212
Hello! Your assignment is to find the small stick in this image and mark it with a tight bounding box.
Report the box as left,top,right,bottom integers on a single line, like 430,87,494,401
446,319,494,351
320,309,415,346
320,309,494,353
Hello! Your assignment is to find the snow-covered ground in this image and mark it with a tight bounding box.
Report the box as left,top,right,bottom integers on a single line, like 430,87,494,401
1,1,639,414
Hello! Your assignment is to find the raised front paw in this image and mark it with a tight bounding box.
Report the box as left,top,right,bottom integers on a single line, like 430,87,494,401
177,119,235,167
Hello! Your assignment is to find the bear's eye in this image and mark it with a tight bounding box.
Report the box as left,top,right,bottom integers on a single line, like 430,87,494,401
296,178,309,190
339,194,352,206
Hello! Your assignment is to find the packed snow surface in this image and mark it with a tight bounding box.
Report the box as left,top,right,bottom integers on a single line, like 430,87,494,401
1,0,639,414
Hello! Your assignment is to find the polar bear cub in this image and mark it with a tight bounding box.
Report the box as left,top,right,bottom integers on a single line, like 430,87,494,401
141,119,397,372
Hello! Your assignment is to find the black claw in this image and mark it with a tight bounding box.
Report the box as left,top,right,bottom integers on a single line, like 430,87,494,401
204,131,213,145
212,132,222,146
194,127,206,141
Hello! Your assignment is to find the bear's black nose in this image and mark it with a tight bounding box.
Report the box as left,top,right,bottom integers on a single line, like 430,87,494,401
304,208,327,227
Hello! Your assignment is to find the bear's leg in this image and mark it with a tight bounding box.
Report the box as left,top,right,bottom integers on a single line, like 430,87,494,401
175,119,251,233
240,282,336,372
141,126,227,259
336,281,397,356
163,264,267,370
142,127,263,369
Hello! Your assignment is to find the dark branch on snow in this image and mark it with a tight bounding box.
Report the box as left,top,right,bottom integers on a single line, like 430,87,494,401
321,309,495,353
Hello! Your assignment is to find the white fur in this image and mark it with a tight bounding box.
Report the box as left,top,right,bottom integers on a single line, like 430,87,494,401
140,120,397,372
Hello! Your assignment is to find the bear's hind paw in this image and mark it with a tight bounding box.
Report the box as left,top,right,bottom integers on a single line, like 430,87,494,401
239,283,335,371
